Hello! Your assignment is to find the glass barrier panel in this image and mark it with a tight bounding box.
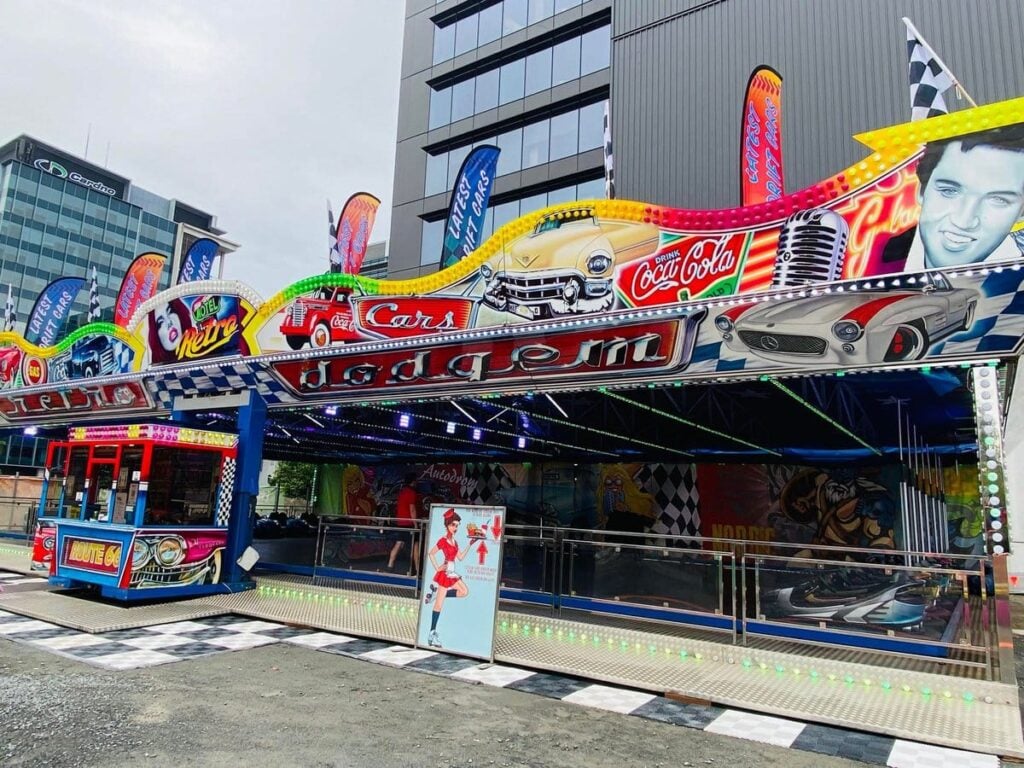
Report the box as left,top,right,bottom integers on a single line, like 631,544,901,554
750,555,985,652
564,539,725,617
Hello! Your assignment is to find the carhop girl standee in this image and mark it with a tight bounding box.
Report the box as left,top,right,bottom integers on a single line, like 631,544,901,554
415,504,506,661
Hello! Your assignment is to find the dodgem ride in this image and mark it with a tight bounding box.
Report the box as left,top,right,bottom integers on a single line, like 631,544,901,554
715,272,977,365
481,208,659,319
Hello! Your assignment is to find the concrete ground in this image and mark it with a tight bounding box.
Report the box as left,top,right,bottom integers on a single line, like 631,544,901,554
0,640,865,768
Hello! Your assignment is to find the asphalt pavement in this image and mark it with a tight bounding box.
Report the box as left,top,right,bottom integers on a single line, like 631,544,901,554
0,639,865,768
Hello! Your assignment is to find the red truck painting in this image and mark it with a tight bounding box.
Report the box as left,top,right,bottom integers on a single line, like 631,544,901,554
279,287,360,350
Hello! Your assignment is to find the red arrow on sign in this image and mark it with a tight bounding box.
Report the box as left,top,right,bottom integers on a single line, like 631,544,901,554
477,540,489,564
491,516,503,541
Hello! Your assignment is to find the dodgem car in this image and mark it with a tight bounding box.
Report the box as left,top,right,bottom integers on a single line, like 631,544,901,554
715,272,977,364
480,208,659,319
762,569,928,629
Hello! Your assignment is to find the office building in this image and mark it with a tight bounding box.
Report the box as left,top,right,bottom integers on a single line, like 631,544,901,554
390,0,1023,276
360,241,389,280
0,135,235,333
390,0,611,278
0,135,235,469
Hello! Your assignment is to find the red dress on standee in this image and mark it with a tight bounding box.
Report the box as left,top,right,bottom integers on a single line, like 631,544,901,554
432,536,460,588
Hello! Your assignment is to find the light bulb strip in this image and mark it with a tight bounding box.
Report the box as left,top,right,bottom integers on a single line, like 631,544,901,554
363,405,553,457
482,400,693,458
600,389,782,456
768,379,882,456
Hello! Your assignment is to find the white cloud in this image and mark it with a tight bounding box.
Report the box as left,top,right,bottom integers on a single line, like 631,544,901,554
0,0,404,298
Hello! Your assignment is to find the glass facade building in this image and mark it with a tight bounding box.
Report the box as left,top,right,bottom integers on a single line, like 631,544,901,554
388,0,612,279
0,135,229,470
0,161,178,325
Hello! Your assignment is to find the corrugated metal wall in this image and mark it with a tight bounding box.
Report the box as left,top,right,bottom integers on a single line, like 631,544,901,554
612,0,1024,210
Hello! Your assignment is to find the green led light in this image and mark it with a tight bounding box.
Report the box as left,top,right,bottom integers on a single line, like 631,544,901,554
770,379,882,456
600,390,781,456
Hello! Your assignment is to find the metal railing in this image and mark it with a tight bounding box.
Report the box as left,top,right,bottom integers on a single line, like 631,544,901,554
294,518,1005,680
0,496,42,540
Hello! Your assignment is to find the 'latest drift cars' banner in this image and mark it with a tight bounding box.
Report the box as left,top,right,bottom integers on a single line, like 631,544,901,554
178,238,218,284
115,253,167,328
441,145,500,270
24,277,85,347
741,66,784,206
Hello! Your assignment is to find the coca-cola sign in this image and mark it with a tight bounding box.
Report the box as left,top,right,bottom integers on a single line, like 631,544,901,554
273,312,706,400
617,232,752,307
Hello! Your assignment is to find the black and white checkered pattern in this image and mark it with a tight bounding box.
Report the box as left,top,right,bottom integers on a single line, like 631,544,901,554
636,464,701,540
147,361,300,409
87,266,101,323
0,600,1002,766
0,571,46,589
3,284,15,334
0,610,297,670
282,630,997,768
603,100,615,199
328,199,341,273
904,17,955,121
217,457,236,525
462,463,516,505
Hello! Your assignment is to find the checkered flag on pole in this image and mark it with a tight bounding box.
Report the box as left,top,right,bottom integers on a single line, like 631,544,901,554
3,284,15,333
87,266,101,322
903,17,956,120
603,100,615,199
327,199,341,273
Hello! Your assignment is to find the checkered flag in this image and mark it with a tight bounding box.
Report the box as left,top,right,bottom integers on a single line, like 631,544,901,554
903,18,956,121
328,199,341,273
87,266,101,323
3,284,15,333
603,100,615,199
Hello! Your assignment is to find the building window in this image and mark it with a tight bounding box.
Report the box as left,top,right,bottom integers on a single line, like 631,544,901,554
451,79,475,123
578,101,604,151
425,153,448,197
475,68,499,113
425,101,603,184
581,25,610,74
428,24,610,129
454,14,478,57
522,119,550,168
420,219,445,267
503,0,528,35
528,0,554,26
499,59,526,105
549,110,578,160
429,87,452,130
497,128,523,176
433,22,455,63
552,36,581,86
478,4,502,46
524,47,552,96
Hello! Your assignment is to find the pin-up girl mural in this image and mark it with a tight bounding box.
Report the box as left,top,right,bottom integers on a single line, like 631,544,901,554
422,508,472,648
147,299,192,366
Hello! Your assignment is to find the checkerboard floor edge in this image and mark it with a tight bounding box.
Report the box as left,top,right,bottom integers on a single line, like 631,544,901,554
0,607,1004,768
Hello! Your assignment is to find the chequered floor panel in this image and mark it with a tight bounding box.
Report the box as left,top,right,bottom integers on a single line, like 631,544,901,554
0,610,298,671
0,605,1011,766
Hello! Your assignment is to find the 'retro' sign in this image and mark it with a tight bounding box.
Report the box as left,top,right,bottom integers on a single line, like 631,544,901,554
272,311,706,399
0,381,150,422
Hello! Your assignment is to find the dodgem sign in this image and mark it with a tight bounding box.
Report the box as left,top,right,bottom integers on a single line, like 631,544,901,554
273,312,707,399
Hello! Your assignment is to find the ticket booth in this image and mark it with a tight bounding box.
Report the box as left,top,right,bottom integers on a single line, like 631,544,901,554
46,423,239,600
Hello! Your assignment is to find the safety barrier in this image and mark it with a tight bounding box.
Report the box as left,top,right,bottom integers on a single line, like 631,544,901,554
292,518,1005,680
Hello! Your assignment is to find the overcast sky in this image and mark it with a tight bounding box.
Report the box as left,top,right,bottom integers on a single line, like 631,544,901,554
0,0,405,298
